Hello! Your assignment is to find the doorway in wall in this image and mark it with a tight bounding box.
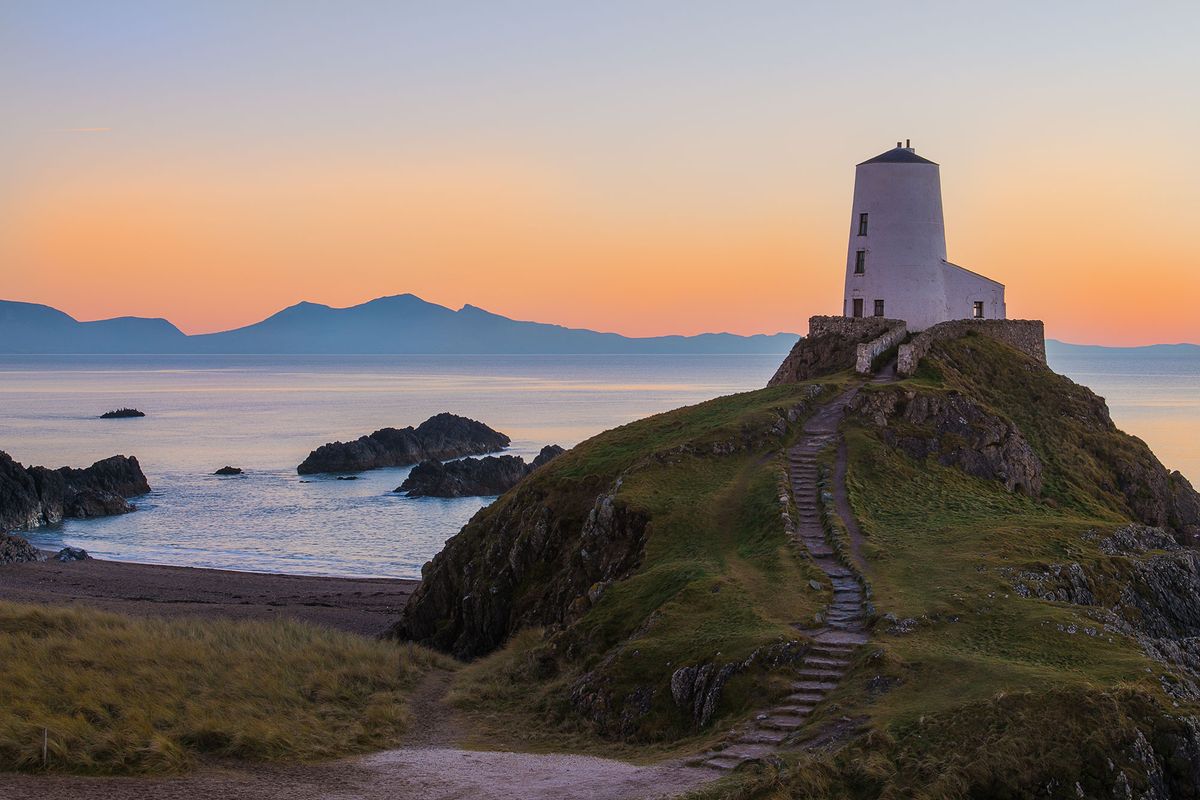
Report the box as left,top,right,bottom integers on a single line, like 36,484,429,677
852,298,864,318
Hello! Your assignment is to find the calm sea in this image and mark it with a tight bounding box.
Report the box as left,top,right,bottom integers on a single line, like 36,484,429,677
1,350,1196,578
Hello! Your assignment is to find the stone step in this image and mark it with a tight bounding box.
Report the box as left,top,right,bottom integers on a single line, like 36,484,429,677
812,630,869,645
785,692,826,704
804,656,850,668
734,728,791,745
792,680,839,691
702,755,746,771
797,668,843,680
713,743,776,761
775,704,815,715
760,715,810,731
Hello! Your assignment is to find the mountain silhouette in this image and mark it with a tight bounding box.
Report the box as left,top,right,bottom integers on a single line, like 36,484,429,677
1,295,799,354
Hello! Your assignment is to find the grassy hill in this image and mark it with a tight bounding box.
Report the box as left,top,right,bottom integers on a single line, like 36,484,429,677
399,331,1200,796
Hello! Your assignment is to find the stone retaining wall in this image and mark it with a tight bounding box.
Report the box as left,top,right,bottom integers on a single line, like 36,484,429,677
808,315,903,340
855,323,908,374
897,319,1046,376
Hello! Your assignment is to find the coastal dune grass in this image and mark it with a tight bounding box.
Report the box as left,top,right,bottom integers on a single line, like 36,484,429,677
0,602,450,774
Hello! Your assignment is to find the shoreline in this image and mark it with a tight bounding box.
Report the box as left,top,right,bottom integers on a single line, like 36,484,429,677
0,556,417,637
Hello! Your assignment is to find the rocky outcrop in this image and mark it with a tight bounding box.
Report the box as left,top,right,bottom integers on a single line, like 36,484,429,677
100,408,145,418
1007,525,1200,704
214,466,243,475
388,476,650,659
769,317,903,386
849,388,1044,495
297,413,510,474
397,445,564,498
0,451,149,532
0,532,41,565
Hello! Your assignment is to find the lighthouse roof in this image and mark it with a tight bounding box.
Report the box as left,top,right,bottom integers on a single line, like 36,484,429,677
858,147,938,166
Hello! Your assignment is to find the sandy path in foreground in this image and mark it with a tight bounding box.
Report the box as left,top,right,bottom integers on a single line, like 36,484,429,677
0,748,711,800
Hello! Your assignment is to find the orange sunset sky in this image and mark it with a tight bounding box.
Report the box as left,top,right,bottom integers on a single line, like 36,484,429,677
2,2,1198,345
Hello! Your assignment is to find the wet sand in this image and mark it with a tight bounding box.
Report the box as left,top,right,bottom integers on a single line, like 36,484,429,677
0,557,417,636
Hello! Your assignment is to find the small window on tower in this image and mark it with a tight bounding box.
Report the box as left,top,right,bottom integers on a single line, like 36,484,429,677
858,213,869,236
874,299,885,317
852,298,864,318
973,301,984,319
854,250,866,274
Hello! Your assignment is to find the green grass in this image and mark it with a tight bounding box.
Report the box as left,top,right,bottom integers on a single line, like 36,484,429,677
676,337,1200,797
0,602,451,774
445,381,844,753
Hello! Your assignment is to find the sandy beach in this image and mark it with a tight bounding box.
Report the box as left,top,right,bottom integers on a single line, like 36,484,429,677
0,557,417,636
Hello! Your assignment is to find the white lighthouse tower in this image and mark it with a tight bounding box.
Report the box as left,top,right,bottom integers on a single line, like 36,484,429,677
842,142,1004,331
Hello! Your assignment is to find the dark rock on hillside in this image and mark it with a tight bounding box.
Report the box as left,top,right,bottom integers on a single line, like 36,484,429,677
100,408,145,418
0,451,149,533
297,413,510,474
850,388,1044,495
389,477,650,659
0,532,41,565
397,445,564,498
213,466,243,475
768,318,900,386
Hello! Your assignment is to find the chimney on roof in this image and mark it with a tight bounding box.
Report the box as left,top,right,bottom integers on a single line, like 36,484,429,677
896,141,902,148
906,138,913,152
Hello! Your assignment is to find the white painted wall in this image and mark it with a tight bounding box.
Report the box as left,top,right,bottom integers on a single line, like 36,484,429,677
842,148,1005,331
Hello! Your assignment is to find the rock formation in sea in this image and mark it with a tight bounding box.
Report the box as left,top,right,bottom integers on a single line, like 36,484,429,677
397,445,564,498
0,451,150,532
296,413,511,475
213,466,243,475
100,408,145,418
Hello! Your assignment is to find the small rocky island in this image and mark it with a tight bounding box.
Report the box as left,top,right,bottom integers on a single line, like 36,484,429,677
398,444,564,497
0,450,151,533
297,412,510,474
100,408,145,419
214,466,243,475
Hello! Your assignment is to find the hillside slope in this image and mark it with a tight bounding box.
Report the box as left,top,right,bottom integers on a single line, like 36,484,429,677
394,330,1200,796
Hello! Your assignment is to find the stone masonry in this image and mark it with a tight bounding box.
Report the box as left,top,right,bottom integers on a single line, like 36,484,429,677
897,319,1046,376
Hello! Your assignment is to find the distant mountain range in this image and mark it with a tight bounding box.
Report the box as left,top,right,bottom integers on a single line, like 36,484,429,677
4,297,1195,355
0,295,801,355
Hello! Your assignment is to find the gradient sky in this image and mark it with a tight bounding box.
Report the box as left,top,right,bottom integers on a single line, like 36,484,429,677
2,1,1198,344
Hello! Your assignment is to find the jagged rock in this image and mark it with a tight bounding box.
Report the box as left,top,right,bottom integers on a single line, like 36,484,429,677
54,546,90,562
296,413,510,474
668,641,809,728
213,466,243,476
388,476,649,659
0,451,149,533
0,532,41,565
397,445,564,498
531,444,566,470
99,408,144,418
849,388,1043,495
1094,524,1181,556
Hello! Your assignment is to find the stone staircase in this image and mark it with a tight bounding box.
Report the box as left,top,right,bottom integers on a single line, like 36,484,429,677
696,387,869,771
